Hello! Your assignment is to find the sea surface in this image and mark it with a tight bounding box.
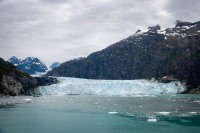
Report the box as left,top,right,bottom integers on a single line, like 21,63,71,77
0,78,200,133
0,94,200,133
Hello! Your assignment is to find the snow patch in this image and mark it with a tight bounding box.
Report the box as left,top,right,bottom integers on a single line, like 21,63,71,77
25,66,30,69
108,112,118,114
156,112,170,115
157,30,166,35
147,118,157,122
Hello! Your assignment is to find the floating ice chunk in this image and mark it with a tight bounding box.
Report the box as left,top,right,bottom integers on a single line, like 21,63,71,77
108,112,118,114
24,98,32,103
156,112,170,115
125,112,134,116
189,112,197,114
131,95,142,97
194,100,200,103
147,118,157,122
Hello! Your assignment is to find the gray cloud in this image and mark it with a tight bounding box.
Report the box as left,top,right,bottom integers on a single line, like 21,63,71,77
0,0,199,64
166,0,200,22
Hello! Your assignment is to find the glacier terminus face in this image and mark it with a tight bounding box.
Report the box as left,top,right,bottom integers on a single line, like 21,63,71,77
38,77,186,96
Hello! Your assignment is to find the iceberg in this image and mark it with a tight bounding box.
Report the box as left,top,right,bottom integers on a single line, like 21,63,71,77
108,112,118,114
38,77,186,96
155,112,171,115
24,98,32,103
147,118,157,122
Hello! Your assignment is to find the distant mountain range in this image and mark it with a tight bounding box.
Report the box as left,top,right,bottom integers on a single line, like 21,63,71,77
8,56,48,75
8,56,61,75
46,20,200,92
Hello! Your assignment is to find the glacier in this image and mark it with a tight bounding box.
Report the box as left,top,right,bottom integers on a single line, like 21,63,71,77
38,77,186,96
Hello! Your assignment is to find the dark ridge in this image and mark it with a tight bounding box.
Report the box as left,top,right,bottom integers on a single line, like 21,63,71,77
175,20,200,27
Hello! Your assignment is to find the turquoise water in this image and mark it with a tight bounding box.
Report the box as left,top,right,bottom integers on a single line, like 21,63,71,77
0,95,200,133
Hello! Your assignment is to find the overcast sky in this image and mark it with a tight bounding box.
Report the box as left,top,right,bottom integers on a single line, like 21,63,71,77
0,0,200,65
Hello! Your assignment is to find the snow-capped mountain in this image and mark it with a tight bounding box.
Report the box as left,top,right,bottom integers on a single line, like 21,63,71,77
7,56,22,66
50,62,61,69
46,20,200,91
8,57,48,75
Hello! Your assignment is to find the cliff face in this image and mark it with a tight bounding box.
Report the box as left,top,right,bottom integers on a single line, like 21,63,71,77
0,58,37,96
46,21,200,92
0,58,58,96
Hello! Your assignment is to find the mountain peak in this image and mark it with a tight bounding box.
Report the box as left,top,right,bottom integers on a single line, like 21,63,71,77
10,56,19,60
8,56,21,66
9,56,20,61
8,56,48,75
50,62,61,69
135,29,142,34
174,20,200,28
148,24,161,33
23,57,36,62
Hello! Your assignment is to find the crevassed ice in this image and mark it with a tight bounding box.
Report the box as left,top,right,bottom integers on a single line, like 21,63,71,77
38,77,186,96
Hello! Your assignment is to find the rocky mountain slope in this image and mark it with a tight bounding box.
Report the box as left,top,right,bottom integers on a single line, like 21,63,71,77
46,21,200,92
8,56,48,75
0,58,57,96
